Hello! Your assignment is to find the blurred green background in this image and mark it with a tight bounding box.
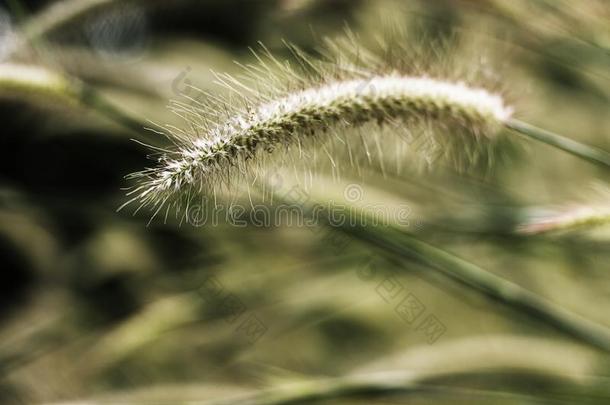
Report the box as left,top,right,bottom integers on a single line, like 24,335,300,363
0,0,609,403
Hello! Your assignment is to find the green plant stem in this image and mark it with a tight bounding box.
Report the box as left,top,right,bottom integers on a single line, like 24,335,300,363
79,85,152,140
217,377,524,405
209,367,593,405
313,204,610,353
0,63,153,143
506,118,610,168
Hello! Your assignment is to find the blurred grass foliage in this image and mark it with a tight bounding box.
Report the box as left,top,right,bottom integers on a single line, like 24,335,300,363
0,0,609,404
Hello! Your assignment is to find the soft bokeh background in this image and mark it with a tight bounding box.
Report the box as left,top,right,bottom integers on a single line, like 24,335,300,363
1,1,609,403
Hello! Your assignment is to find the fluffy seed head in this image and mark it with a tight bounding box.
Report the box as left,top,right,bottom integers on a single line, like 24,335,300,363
124,39,514,219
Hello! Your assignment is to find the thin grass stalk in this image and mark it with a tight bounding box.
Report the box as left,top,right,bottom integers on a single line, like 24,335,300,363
306,203,610,353
506,118,610,168
209,378,554,405
79,85,150,136
205,334,599,405
0,64,151,141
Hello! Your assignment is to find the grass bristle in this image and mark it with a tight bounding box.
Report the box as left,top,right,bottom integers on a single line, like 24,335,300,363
123,36,513,220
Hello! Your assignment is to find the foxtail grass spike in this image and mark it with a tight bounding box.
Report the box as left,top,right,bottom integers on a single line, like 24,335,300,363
127,74,513,214
126,39,610,219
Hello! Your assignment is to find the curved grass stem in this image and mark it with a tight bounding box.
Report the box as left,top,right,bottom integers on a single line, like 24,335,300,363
506,118,610,168
0,63,153,142
206,334,598,404
313,204,610,353
212,377,540,405
79,85,152,139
